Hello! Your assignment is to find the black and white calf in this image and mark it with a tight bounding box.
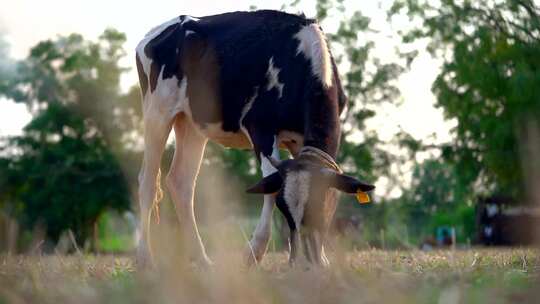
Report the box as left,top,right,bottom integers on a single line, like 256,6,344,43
135,10,374,267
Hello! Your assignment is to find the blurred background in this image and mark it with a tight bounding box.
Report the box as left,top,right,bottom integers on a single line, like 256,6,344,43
0,0,539,255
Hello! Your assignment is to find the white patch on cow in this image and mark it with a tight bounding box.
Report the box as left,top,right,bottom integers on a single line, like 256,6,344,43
261,154,277,176
145,17,181,39
156,67,175,99
294,24,333,87
141,66,181,117
185,30,195,36
266,57,284,99
239,87,259,148
284,170,311,228
136,17,181,80
259,137,280,176
181,16,200,25
139,67,189,146
173,77,189,115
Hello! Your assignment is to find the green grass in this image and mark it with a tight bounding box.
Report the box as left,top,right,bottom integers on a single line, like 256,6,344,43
0,248,538,304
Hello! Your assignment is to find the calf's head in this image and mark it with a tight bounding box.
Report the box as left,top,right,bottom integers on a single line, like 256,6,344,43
247,155,374,266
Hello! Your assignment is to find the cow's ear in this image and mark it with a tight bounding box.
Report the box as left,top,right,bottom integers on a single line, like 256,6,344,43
246,172,283,194
322,170,375,193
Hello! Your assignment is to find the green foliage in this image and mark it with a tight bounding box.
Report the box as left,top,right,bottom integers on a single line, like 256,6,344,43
402,159,476,243
355,158,477,247
5,29,140,151
391,0,540,200
0,104,130,245
0,35,15,97
0,30,137,248
95,211,135,252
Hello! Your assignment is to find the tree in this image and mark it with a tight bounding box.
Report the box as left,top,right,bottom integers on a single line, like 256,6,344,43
401,159,475,242
0,103,130,246
391,0,540,201
0,30,137,248
0,34,15,97
5,29,140,151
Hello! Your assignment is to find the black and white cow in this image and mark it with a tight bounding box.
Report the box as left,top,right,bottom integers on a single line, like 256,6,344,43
135,10,375,267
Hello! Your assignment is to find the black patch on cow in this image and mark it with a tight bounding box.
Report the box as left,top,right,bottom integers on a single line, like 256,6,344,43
182,11,313,134
276,193,296,231
135,54,148,97
144,21,185,93
181,32,222,125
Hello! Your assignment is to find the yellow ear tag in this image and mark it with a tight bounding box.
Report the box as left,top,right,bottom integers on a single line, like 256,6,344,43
356,191,370,204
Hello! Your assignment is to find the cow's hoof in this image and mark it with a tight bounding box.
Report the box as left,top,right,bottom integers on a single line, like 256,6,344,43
200,255,215,268
189,253,214,270
243,245,265,267
320,254,330,268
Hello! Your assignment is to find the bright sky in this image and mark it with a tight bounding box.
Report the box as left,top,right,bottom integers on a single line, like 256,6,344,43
0,0,454,196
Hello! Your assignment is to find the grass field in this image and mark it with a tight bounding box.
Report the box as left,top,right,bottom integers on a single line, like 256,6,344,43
0,248,538,304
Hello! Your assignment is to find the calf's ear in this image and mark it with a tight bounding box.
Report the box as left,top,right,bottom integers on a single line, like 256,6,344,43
246,172,283,194
323,170,375,193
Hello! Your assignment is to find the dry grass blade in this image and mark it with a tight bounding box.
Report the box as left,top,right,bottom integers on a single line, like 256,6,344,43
238,223,258,268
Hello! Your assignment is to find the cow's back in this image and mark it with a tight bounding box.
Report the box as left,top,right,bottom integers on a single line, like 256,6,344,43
136,10,343,149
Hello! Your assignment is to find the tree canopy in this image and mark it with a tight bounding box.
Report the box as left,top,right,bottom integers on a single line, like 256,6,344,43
391,0,540,201
0,103,130,245
0,29,136,247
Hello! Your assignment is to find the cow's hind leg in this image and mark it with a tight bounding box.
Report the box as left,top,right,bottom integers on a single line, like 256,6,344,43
137,112,173,268
165,115,211,265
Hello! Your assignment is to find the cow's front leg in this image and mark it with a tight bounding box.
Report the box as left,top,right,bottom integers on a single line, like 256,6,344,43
245,136,280,266
246,192,275,265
